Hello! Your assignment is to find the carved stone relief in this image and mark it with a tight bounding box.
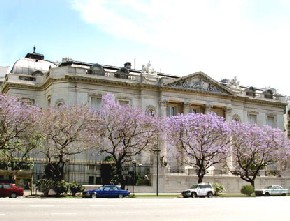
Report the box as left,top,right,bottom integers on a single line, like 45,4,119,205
168,77,227,94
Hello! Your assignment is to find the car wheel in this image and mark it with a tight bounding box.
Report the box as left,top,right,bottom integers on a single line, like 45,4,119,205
265,192,270,196
10,193,17,198
118,194,124,198
91,193,97,198
191,192,197,198
207,192,213,198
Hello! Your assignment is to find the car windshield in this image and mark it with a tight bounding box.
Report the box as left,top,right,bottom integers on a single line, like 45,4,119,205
191,185,198,188
265,186,281,189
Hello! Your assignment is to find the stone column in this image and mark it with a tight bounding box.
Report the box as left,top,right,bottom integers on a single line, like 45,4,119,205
225,105,233,173
183,102,190,115
159,100,168,117
205,104,213,114
225,105,232,122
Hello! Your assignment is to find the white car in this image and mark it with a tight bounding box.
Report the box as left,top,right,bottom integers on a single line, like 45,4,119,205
181,183,215,198
255,185,288,196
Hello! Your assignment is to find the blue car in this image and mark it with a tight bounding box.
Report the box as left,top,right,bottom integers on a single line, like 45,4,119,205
82,185,130,198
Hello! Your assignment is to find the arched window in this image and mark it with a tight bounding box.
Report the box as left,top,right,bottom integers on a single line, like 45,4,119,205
88,63,105,76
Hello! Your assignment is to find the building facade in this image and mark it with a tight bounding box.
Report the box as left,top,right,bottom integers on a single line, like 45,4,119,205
1,49,289,192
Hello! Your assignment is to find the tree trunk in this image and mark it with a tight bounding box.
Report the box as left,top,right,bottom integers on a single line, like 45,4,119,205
250,180,255,188
197,174,204,183
57,155,65,181
115,162,126,189
197,167,205,183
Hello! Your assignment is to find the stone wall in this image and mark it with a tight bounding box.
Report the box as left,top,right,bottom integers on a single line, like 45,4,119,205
128,174,290,194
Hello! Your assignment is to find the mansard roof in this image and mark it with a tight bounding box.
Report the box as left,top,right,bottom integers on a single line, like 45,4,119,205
165,71,235,95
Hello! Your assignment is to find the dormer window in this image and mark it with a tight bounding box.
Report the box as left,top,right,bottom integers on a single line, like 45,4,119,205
246,87,256,97
264,89,273,99
114,62,131,79
88,64,105,76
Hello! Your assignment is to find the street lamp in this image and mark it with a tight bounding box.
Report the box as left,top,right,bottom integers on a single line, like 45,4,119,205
132,160,136,196
152,147,161,196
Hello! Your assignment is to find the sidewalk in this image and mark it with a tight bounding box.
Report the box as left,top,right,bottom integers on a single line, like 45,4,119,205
24,189,180,198
24,189,42,197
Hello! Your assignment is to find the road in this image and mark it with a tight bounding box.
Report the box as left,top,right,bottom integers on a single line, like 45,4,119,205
1,196,290,221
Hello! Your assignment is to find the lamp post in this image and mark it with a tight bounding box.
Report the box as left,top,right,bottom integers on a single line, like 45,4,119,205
152,148,161,196
132,160,136,196
30,162,34,196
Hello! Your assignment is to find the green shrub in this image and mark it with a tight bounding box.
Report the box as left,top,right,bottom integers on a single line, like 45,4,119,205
36,179,69,196
36,179,54,196
69,182,84,196
241,185,254,196
212,182,225,196
53,180,69,196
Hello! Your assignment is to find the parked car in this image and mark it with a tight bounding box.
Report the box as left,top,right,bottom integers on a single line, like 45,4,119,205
255,185,288,196
181,183,215,198
82,185,130,198
0,183,24,198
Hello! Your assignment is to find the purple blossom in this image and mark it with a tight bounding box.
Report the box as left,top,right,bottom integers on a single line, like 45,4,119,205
165,112,231,183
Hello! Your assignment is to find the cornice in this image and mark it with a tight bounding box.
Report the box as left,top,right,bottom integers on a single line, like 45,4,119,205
161,86,286,107
1,82,39,93
64,75,158,90
1,74,287,108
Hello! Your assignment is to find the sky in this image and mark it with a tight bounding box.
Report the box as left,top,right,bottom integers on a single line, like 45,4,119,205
1,0,290,95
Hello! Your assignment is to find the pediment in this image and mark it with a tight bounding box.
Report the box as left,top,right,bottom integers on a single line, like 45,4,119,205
166,72,234,95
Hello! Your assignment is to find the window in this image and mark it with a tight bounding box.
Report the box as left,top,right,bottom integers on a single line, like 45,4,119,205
89,176,94,185
167,106,177,117
88,64,105,76
246,87,256,97
212,107,225,117
267,115,275,127
190,108,197,114
88,165,95,170
167,103,182,116
189,105,204,114
90,97,102,110
118,99,130,106
248,114,257,124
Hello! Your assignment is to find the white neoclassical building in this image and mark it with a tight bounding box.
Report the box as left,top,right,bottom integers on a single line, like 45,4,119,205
1,49,289,193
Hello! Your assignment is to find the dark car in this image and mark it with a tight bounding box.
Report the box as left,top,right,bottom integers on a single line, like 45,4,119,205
0,183,24,198
82,185,130,198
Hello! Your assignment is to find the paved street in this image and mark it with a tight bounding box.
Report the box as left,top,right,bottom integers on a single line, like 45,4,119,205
1,196,290,221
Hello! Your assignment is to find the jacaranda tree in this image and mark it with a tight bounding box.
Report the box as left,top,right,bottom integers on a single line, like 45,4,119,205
230,121,290,187
0,94,41,168
97,94,160,189
165,112,231,183
40,105,98,180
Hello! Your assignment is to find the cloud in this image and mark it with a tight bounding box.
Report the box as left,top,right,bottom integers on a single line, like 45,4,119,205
71,1,252,49
71,0,290,94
